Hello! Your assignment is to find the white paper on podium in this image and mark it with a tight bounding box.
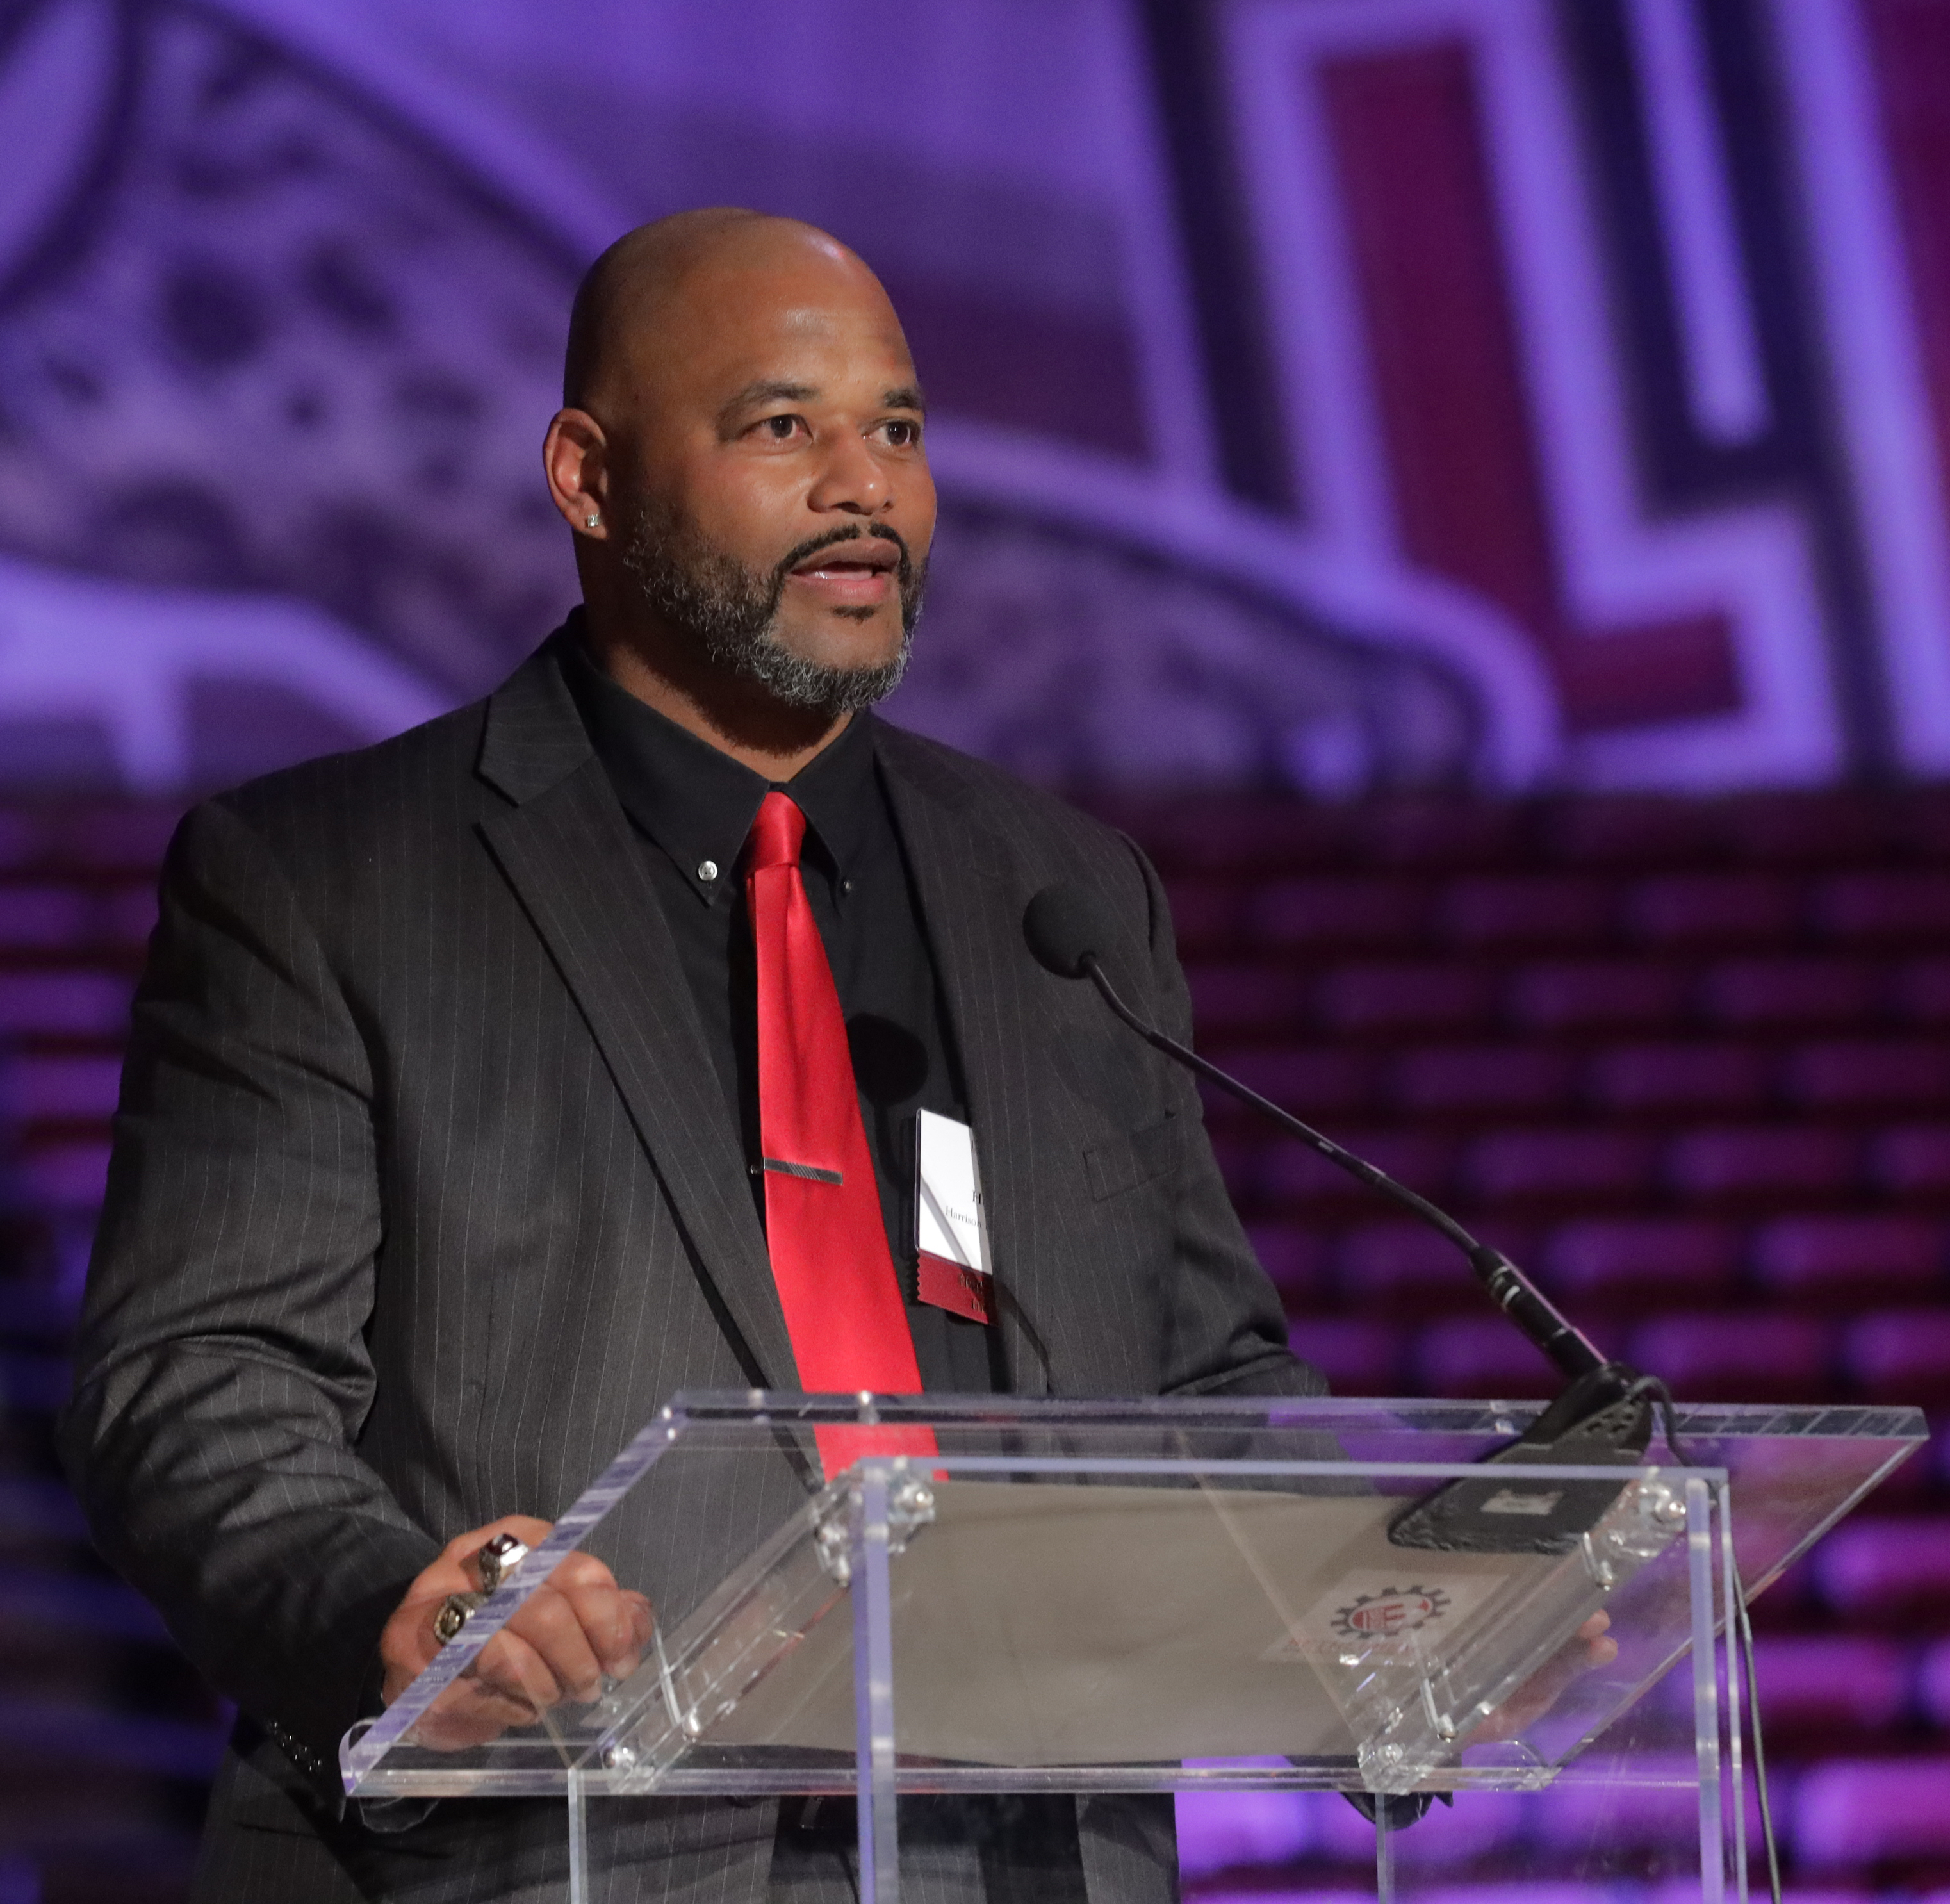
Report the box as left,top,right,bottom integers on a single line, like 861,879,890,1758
710,1480,1541,1766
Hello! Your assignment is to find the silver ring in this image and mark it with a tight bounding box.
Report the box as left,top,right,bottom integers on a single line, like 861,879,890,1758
434,1591,484,1645
433,1534,532,1646
477,1532,530,1596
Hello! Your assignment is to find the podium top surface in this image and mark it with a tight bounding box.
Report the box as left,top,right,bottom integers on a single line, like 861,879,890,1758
653,1388,1926,1440
341,1391,1923,1802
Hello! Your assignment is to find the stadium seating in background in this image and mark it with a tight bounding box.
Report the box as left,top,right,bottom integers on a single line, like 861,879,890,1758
0,807,222,1904
3,785,1949,1899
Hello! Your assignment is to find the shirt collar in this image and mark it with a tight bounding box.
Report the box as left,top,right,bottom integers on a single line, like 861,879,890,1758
561,623,880,905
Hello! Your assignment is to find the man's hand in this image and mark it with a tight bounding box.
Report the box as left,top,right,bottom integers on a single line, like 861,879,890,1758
1469,1611,1618,1745
379,1514,653,1750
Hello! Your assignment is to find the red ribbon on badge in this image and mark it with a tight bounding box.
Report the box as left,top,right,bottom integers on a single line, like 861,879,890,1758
917,1251,995,1324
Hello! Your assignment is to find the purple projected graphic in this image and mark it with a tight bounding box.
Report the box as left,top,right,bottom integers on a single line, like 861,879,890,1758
0,0,1500,799
0,0,577,784
9,0,1950,796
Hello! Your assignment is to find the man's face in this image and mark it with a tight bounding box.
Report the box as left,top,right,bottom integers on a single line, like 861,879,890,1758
605,244,937,715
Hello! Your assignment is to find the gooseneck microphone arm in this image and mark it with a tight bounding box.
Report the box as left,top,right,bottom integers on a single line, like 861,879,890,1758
1079,949,1606,1379
1022,884,1611,1384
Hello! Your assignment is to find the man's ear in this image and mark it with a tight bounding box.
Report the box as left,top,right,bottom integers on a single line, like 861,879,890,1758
543,409,609,539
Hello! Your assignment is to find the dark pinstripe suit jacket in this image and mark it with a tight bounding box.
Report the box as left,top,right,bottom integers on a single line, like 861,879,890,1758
59,635,1322,1903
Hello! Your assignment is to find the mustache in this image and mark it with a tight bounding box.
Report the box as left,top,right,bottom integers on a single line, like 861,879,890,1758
771,523,914,587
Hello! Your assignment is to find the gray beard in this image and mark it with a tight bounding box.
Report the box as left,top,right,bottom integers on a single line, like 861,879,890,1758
619,507,922,718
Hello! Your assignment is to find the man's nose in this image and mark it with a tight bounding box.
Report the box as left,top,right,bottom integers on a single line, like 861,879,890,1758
805,432,893,514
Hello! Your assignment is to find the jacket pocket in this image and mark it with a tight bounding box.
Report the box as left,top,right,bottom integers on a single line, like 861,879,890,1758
1084,1113,1183,1201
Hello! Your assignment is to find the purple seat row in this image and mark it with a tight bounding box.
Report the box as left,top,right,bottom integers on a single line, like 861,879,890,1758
1204,1038,1950,1117
1170,870,1950,956
1188,956,1950,1037
1213,1122,1950,1211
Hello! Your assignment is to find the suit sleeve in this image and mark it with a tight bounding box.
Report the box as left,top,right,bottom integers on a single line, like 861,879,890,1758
57,798,438,1801
1122,837,1328,1401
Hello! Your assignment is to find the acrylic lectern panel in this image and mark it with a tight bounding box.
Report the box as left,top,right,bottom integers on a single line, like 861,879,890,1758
340,1393,1921,1903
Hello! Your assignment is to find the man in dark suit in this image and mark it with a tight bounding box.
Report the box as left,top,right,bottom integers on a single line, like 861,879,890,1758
60,209,1321,1901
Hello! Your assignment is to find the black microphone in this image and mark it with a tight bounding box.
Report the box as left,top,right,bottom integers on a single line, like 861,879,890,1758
1025,883,1656,1543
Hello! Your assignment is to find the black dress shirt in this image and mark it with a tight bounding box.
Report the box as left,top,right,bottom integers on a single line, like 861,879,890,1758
562,632,1000,1394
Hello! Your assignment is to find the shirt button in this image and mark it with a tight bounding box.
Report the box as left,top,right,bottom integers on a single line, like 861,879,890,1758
697,860,719,883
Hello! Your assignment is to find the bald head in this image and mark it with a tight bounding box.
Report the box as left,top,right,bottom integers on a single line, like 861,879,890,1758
540,204,935,771
562,209,894,413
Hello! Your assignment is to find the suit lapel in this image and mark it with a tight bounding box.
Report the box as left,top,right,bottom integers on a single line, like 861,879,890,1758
878,737,1054,1396
475,645,796,1390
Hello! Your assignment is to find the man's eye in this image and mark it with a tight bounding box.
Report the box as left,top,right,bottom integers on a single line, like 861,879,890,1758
882,420,921,447
758,414,802,441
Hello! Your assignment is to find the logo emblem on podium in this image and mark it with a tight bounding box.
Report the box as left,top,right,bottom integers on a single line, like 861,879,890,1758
1331,1584,1452,1639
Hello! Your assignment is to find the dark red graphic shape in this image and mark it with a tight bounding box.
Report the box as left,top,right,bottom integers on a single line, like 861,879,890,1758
1862,0,1950,621
1319,43,1741,731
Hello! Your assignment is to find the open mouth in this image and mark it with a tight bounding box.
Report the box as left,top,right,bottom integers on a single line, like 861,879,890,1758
791,547,898,580
786,538,903,603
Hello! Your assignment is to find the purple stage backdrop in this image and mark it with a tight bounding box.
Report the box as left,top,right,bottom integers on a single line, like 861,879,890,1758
8,0,1950,798
5,3,1950,1901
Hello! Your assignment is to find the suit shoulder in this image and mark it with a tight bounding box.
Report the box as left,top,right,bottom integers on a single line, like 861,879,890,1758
170,696,493,889
209,697,489,833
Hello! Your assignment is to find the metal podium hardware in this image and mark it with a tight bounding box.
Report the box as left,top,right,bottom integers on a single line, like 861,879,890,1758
815,1470,935,1586
341,1390,1924,1904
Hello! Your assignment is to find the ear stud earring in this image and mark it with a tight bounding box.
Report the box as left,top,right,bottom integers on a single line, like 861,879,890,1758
584,514,600,529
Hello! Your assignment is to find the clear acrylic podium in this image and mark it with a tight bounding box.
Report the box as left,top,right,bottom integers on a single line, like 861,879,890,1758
341,1392,1923,1903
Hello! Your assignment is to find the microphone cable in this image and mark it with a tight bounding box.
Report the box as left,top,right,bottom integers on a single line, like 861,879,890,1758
1640,1377,1781,1904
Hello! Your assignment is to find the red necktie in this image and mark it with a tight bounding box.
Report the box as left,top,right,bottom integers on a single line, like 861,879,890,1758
746,791,929,1474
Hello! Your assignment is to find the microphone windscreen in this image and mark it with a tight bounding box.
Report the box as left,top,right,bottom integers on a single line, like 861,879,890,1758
1023,884,1113,979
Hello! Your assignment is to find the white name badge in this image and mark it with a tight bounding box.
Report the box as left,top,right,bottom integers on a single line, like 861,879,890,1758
915,1109,995,1324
